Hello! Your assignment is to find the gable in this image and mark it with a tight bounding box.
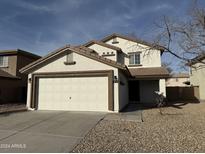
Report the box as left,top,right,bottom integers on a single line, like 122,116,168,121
83,40,121,51
20,46,126,74
88,44,117,61
105,37,162,67
105,36,157,51
34,52,118,73
101,33,164,51
89,43,117,54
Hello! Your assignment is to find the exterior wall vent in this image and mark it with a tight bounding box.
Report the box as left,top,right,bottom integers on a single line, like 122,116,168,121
112,37,119,44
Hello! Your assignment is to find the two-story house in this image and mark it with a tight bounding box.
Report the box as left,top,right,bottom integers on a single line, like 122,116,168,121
20,33,169,112
0,49,41,104
187,54,205,101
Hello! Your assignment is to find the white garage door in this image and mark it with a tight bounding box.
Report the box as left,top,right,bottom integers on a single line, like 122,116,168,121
37,76,108,111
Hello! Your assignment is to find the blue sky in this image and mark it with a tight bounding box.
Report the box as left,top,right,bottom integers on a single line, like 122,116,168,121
1,0,205,72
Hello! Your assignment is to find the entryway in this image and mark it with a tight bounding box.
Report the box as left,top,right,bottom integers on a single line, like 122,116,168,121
128,80,140,103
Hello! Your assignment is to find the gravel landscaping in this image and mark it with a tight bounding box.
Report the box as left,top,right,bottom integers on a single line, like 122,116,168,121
72,102,205,153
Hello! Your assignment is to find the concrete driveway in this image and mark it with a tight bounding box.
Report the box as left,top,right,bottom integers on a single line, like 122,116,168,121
0,110,105,152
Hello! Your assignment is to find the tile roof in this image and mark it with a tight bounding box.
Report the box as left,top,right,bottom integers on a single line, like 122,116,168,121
70,46,126,69
0,69,20,79
20,45,70,73
20,45,127,74
129,67,170,79
83,40,122,52
101,33,165,51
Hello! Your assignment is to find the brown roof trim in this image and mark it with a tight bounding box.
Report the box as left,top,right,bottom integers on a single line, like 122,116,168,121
20,45,126,74
171,73,189,78
0,49,41,59
70,46,125,69
101,33,165,51
83,40,122,52
129,67,170,79
20,45,70,73
132,75,170,80
186,53,205,66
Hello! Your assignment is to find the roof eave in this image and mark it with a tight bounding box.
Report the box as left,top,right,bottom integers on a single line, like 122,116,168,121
0,49,41,59
20,45,126,74
20,46,70,74
101,33,165,52
83,40,122,52
133,74,170,79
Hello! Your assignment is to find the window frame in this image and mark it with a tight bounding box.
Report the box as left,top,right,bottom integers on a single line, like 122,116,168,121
129,52,141,65
0,56,8,68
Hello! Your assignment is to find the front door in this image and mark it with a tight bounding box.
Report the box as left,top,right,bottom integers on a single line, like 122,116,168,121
129,80,140,102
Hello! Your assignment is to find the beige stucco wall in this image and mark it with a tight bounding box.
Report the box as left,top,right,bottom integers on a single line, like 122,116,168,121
1,55,17,76
27,52,121,112
118,70,129,111
159,79,166,96
88,44,117,61
105,37,161,68
190,61,205,100
27,73,32,108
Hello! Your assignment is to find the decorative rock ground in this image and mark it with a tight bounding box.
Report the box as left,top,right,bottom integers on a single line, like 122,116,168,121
72,102,205,153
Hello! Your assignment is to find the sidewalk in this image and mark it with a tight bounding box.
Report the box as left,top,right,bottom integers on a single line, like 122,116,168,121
104,104,143,122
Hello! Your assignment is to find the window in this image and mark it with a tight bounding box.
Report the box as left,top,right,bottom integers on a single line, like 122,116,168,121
0,56,8,67
129,53,140,65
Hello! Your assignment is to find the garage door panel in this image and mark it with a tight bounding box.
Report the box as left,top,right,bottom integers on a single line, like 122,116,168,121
37,77,108,111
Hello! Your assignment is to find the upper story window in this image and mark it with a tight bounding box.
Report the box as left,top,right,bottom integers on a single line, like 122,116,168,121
129,53,140,65
0,56,8,67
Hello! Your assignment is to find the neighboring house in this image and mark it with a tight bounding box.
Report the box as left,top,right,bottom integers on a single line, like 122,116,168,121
0,49,41,103
20,33,169,112
166,73,190,87
187,54,205,101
